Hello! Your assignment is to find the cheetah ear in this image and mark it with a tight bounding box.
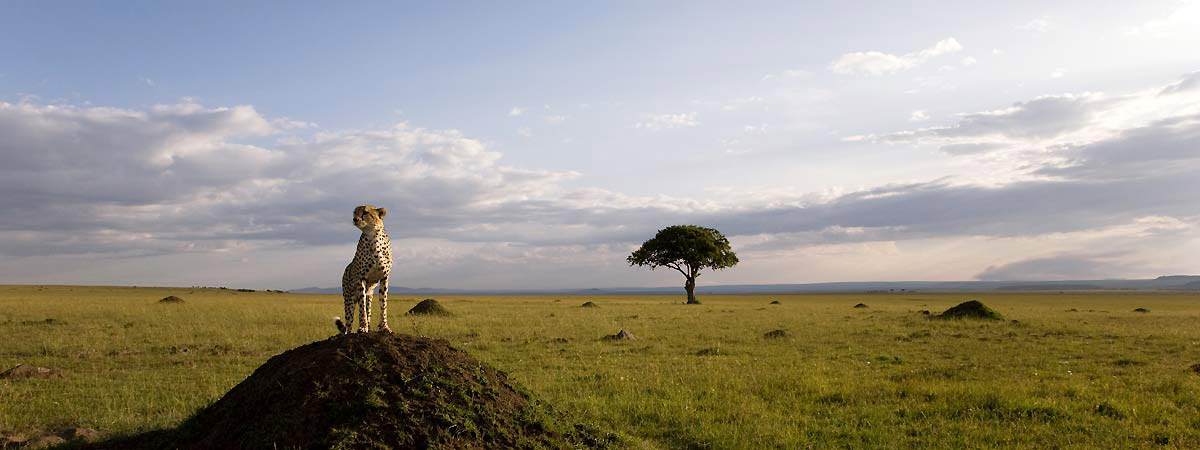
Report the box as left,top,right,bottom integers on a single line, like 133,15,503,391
376,207,387,218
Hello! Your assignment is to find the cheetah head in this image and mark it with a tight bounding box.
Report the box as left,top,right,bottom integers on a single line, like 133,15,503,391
352,205,387,231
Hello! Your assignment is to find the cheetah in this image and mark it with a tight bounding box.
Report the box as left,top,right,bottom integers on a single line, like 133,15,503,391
334,205,393,334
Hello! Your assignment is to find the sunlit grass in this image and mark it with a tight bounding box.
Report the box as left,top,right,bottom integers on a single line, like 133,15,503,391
1,285,1198,448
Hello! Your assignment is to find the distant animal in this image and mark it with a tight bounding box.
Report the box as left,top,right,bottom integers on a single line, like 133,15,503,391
334,205,393,334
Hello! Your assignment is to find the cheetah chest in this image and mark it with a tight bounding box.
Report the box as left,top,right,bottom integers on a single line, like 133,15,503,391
351,234,392,283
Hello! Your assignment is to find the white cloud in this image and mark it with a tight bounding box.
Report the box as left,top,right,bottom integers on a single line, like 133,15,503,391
516,127,532,137
722,96,764,111
961,56,977,66
635,112,698,131
909,110,930,122
508,107,525,117
742,124,769,134
1050,69,1066,79
762,69,809,81
1124,1,1200,37
1019,16,1052,33
829,38,963,76
544,114,567,124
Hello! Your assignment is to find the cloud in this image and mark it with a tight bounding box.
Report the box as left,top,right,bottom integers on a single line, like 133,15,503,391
0,101,593,259
3,73,1199,287
829,38,962,76
881,72,1200,167
635,112,698,131
508,107,525,117
742,124,769,134
909,110,930,122
1050,69,1066,79
975,254,1127,281
1035,114,1200,181
886,92,1116,143
1019,17,1052,33
1160,71,1200,95
961,56,977,66
543,114,567,124
937,142,1004,155
1124,1,1200,38
761,69,808,81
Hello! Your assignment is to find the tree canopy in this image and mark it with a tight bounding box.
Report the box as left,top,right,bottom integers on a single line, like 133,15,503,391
627,225,738,304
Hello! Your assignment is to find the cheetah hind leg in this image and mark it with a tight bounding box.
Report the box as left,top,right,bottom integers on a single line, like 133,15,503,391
378,277,391,332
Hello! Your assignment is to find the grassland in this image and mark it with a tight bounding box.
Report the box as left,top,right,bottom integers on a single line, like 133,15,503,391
1,285,1199,449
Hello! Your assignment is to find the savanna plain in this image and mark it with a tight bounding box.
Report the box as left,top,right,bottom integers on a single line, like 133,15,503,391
1,285,1198,449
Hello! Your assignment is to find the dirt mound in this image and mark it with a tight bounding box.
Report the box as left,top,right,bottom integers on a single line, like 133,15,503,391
769,300,782,305
159,295,184,303
936,300,1004,320
853,303,868,308
763,329,790,339
1133,307,1150,313
0,364,63,379
407,298,452,316
581,301,599,308
1191,363,1200,375
81,333,617,450
602,329,636,341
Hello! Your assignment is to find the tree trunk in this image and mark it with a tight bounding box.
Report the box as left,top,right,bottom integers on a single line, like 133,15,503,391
685,276,699,304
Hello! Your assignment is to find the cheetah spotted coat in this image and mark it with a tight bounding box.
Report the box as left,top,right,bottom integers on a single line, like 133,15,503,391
338,205,393,334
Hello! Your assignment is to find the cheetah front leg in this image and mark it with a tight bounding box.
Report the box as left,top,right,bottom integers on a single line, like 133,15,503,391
357,279,370,333
378,277,391,332
342,292,355,335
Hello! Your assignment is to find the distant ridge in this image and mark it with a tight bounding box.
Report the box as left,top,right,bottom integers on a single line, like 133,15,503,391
291,276,1200,295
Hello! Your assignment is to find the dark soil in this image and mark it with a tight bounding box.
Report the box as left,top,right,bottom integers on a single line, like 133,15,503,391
407,299,453,316
580,301,599,308
19,318,62,326
853,303,868,308
769,300,782,305
918,310,931,315
159,296,184,303
80,333,618,450
602,330,636,341
763,329,790,339
1133,307,1150,313
936,300,1004,320
1190,363,1200,375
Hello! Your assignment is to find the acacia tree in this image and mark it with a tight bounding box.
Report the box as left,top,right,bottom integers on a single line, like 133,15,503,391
628,225,738,304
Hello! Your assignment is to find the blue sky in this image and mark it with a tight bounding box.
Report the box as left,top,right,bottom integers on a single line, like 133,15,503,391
1,1,1198,289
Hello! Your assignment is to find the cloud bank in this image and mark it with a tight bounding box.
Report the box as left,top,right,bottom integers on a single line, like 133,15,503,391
1,72,1198,287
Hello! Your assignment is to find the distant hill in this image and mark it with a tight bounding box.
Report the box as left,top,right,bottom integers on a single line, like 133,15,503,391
994,284,1105,291
1175,280,1200,289
290,276,1200,295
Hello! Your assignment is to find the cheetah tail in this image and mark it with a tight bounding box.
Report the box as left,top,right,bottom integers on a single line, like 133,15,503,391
334,317,346,333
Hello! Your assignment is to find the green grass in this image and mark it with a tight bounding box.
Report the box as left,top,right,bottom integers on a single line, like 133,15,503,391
2,285,1199,448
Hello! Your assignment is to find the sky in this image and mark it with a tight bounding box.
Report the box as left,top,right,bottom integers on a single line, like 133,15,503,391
1,1,1198,290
